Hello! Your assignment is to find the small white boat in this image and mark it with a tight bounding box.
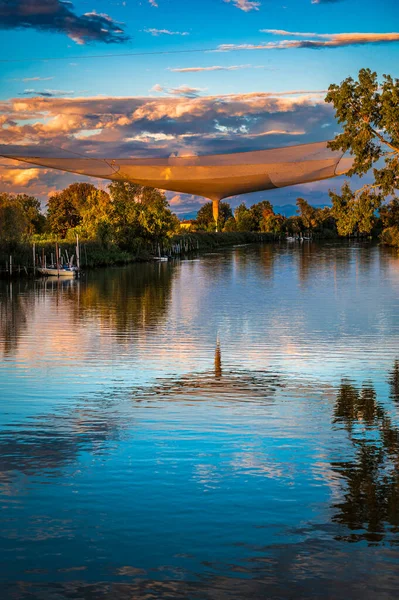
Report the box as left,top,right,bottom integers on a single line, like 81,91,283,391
37,266,79,278
286,236,297,242
153,256,169,262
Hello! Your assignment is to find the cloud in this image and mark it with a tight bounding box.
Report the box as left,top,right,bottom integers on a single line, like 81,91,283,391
12,76,54,82
148,0,158,6
21,89,75,97
0,89,337,207
169,64,255,73
224,0,261,12
219,30,399,51
0,165,42,186
150,84,207,98
0,0,129,44
144,28,189,36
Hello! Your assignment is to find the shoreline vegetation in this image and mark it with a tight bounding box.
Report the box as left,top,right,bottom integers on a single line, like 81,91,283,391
0,179,398,278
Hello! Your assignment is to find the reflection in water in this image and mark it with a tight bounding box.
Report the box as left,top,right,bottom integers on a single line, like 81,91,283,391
0,262,175,360
2,244,399,598
389,361,399,404
0,281,32,357
332,379,399,544
75,262,176,333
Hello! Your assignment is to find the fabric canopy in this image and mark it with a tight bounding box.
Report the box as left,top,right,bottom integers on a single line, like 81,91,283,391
2,140,353,201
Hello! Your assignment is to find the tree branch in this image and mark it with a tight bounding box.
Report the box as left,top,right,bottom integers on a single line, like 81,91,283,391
369,126,399,154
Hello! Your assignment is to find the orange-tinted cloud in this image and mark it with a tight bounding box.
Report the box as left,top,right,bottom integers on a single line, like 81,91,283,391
219,31,399,51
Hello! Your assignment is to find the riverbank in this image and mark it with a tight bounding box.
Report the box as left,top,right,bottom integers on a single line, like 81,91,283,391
0,232,276,278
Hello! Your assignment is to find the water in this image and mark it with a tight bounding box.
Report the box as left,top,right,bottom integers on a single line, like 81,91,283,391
1,242,399,599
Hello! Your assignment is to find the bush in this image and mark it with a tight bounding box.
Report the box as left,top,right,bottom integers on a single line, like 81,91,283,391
381,226,399,247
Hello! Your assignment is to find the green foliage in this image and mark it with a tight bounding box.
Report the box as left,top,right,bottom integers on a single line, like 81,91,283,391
261,212,286,235
223,217,237,232
234,202,255,232
330,182,380,236
16,195,46,235
326,68,399,240
196,201,232,231
296,198,317,229
108,181,179,249
380,226,399,248
0,193,27,245
380,198,399,228
250,200,273,231
47,183,96,237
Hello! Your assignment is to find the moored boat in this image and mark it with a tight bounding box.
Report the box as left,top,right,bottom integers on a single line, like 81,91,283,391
37,266,79,278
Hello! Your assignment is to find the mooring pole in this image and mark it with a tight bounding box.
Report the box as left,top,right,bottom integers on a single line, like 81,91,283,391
76,234,80,271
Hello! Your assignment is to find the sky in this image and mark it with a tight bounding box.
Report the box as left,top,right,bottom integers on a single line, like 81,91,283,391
0,0,398,216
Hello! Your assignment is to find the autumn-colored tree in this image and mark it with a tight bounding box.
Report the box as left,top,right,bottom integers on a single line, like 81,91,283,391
260,212,286,235
296,198,318,230
250,200,274,231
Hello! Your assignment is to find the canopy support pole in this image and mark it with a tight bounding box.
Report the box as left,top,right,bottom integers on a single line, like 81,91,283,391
212,199,220,232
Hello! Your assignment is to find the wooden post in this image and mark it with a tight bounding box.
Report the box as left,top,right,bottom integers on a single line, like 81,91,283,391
55,242,59,276
76,234,80,271
9,255,12,277
32,243,36,275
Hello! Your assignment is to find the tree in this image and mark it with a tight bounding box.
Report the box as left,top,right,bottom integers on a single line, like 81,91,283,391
296,198,318,230
0,193,27,244
16,195,46,235
77,188,112,241
260,212,286,235
223,217,237,232
325,69,399,237
250,200,273,231
330,183,380,236
380,198,399,228
108,181,179,248
196,201,232,231
234,202,255,232
47,182,98,237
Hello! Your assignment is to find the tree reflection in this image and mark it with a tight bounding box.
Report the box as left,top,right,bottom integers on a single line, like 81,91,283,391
389,360,399,404
0,281,33,358
75,263,175,333
332,376,399,543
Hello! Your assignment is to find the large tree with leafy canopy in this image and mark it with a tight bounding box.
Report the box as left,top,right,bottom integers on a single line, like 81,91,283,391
196,201,232,231
326,68,399,236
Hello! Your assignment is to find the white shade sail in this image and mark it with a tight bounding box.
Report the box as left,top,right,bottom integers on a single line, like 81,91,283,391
2,140,352,201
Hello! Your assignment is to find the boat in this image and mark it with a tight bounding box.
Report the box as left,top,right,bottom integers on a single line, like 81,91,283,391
37,266,79,278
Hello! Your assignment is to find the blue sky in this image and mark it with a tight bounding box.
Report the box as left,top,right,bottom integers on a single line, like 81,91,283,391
0,0,397,214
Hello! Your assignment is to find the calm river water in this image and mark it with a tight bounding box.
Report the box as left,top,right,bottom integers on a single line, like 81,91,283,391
1,242,399,599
